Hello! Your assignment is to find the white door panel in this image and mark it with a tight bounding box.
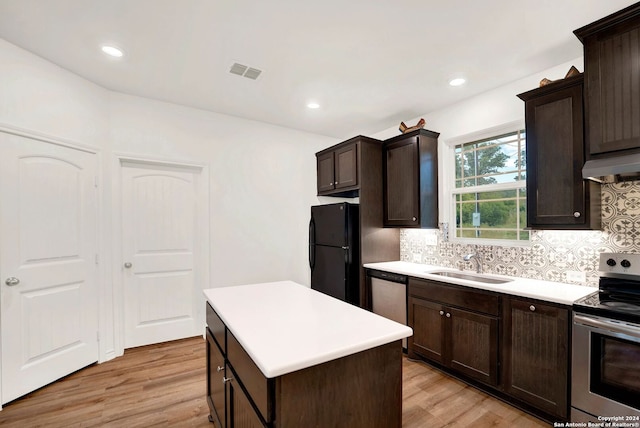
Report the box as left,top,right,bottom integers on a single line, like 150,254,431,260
0,133,98,404
121,163,201,348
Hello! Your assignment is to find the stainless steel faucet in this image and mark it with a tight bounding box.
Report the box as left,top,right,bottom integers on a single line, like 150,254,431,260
463,253,483,274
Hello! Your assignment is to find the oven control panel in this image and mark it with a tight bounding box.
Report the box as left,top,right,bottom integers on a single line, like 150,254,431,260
599,252,640,275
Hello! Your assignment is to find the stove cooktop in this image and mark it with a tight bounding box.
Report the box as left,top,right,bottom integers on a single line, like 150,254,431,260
573,253,640,325
574,290,640,325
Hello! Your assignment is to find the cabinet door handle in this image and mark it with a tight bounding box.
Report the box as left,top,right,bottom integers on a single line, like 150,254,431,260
573,212,581,218
529,305,536,312
446,312,451,318
412,216,417,221
334,181,338,185
439,310,444,316
223,376,233,384
216,366,224,372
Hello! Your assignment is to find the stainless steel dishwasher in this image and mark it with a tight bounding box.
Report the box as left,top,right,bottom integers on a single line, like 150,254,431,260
368,269,408,349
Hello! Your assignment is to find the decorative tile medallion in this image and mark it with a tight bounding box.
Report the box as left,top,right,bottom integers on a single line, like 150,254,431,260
400,182,640,287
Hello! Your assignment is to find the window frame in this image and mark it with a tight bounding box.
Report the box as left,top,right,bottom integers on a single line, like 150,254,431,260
443,120,530,247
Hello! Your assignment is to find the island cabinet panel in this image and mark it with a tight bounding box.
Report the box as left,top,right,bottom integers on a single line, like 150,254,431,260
205,301,404,428
575,3,640,156
275,341,402,428
227,332,272,423
227,375,264,428
207,305,226,351
502,297,569,420
408,278,499,387
206,329,226,428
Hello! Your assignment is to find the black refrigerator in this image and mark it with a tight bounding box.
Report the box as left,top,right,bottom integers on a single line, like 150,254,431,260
309,203,360,305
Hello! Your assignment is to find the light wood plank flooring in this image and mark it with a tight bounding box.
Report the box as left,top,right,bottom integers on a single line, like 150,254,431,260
0,336,549,427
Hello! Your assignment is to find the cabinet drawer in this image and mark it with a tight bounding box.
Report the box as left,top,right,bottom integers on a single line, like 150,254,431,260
206,303,226,353
227,331,272,423
409,278,499,316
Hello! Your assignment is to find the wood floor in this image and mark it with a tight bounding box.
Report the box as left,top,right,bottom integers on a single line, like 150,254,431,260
0,336,549,427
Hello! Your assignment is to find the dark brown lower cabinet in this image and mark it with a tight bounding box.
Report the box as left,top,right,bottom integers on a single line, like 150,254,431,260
406,276,571,422
448,306,498,386
409,297,445,364
408,279,499,387
502,297,569,420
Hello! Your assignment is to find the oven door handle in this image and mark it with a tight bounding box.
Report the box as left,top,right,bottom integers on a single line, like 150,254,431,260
574,314,640,340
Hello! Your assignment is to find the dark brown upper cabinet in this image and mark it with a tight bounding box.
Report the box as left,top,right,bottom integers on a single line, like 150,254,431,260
383,129,439,228
575,3,640,157
316,140,359,196
517,74,601,229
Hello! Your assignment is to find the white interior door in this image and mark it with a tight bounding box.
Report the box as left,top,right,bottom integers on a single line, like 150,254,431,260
121,161,202,348
0,133,99,404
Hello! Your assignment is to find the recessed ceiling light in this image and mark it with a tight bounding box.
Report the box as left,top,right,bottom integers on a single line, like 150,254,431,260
307,102,320,109
449,77,466,87
101,45,124,58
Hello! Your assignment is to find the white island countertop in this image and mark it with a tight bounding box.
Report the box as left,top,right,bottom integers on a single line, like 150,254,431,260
203,281,412,379
364,261,596,305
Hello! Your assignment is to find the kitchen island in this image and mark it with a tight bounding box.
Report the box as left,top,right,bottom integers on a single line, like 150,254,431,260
203,280,412,428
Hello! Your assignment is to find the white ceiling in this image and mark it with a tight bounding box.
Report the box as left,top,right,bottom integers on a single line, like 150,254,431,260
0,0,637,139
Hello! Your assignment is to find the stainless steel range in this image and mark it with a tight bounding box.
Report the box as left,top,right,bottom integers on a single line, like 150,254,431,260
572,253,640,422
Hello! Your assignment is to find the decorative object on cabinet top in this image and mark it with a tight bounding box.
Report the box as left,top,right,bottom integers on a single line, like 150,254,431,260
538,65,581,87
399,118,425,134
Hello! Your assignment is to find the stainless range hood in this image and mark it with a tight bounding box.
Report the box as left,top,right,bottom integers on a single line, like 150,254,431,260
582,153,640,183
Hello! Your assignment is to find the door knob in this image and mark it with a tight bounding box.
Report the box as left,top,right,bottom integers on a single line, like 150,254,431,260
5,277,20,286
124,262,132,269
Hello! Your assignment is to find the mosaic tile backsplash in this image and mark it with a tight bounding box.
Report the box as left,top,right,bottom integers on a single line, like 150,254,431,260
400,182,640,288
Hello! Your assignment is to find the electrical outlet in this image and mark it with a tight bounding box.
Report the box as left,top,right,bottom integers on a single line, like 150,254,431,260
424,233,438,246
566,271,586,283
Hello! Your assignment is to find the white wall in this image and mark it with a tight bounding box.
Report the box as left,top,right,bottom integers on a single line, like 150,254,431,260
108,92,335,288
0,39,338,364
372,58,583,142
0,39,110,145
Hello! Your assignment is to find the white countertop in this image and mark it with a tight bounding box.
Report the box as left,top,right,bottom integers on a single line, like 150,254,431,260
203,281,412,378
364,261,596,305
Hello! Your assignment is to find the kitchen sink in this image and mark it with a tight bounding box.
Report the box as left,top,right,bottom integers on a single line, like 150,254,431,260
427,271,513,284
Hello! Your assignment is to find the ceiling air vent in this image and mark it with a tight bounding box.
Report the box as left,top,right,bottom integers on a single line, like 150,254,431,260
243,67,262,80
229,62,262,80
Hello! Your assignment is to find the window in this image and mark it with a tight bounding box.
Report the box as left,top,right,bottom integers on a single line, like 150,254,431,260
452,129,528,242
